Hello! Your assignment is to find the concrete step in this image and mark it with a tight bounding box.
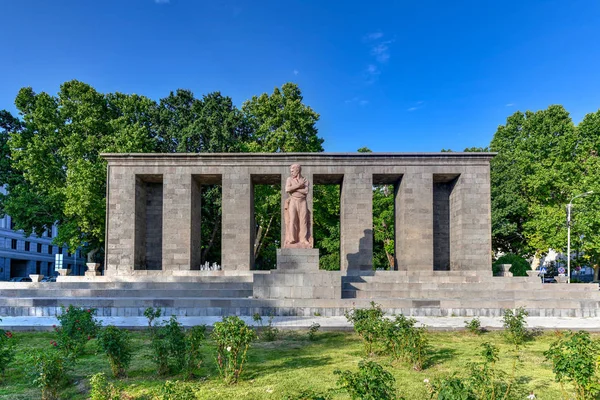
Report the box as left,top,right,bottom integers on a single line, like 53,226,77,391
0,282,252,291
341,289,600,301
0,289,254,298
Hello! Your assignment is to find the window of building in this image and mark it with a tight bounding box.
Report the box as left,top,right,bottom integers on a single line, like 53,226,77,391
37,243,42,253
47,245,53,255
58,247,63,255
25,241,30,251
11,239,17,250
67,251,72,257
10,219,15,230
55,254,63,270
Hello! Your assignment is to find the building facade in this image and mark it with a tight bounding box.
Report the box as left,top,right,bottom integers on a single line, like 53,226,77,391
0,187,86,280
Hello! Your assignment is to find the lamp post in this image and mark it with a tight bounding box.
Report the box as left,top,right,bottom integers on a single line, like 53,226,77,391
567,191,593,283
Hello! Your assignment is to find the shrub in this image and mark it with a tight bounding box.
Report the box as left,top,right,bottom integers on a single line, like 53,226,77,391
183,325,206,380
144,307,162,329
335,360,398,400
425,375,475,400
308,322,321,341
150,315,187,375
29,348,72,400
0,321,16,380
89,372,120,400
544,330,600,399
253,312,279,341
212,316,256,384
464,317,484,335
157,380,196,400
502,307,530,347
344,301,385,356
55,305,101,357
97,325,133,378
492,253,530,276
284,389,332,400
382,314,430,370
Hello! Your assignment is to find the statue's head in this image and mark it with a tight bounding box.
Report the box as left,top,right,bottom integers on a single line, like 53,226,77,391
290,164,301,177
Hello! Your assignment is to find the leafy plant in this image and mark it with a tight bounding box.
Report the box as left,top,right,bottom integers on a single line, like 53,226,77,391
150,315,187,375
284,388,333,400
253,312,279,341
212,316,256,384
425,375,475,400
344,302,385,356
334,360,398,400
308,322,321,341
96,325,133,378
144,307,162,329
183,325,206,380
464,317,484,335
89,372,121,400
0,322,15,380
29,348,72,400
544,330,600,399
382,314,430,370
157,380,197,400
502,307,530,347
55,305,101,357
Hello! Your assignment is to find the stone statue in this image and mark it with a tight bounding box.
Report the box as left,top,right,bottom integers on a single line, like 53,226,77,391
284,164,313,248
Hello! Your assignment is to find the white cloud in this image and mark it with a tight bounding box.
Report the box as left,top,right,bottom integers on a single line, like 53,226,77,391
407,107,418,112
407,101,425,112
359,100,369,106
345,97,369,106
365,31,384,41
155,0,169,3
371,40,393,63
506,103,514,107
293,69,299,76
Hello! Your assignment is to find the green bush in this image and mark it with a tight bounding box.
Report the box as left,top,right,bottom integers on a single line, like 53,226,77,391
89,372,120,400
382,314,430,370
29,348,72,400
212,316,256,384
308,322,321,341
464,317,484,335
157,380,197,400
544,330,600,399
284,388,332,400
0,321,16,380
334,360,398,400
344,302,385,356
150,315,187,375
425,375,475,400
183,325,206,380
55,305,101,357
97,325,133,378
144,307,162,329
253,312,279,341
502,307,530,347
492,253,531,276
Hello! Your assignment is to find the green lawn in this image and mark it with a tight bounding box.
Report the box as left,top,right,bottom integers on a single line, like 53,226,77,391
0,328,583,399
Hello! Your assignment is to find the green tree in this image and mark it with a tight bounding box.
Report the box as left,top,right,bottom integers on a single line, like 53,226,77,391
6,81,158,261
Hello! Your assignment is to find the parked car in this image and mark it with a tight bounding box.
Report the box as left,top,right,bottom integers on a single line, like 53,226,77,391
41,276,57,282
9,277,32,282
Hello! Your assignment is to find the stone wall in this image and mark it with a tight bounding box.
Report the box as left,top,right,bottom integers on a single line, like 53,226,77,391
103,153,495,276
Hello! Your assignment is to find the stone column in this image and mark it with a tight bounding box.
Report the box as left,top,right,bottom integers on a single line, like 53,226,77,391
341,171,373,272
449,168,492,272
105,167,136,276
396,171,433,271
162,171,192,271
222,169,252,270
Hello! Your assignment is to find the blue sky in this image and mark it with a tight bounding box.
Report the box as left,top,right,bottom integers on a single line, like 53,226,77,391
1,0,600,152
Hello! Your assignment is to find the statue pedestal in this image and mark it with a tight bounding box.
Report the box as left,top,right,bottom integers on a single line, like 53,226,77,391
253,248,341,300
276,248,319,271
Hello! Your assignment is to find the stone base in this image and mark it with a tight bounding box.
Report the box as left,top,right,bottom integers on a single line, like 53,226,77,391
277,248,319,272
56,269,71,276
85,271,101,277
29,274,44,282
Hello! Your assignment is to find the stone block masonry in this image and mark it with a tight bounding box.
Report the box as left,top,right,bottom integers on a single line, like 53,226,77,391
102,153,495,275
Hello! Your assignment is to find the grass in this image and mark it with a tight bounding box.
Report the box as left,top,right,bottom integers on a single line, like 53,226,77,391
0,328,586,399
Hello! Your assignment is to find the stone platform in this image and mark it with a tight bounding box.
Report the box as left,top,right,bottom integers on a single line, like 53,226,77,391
1,271,599,318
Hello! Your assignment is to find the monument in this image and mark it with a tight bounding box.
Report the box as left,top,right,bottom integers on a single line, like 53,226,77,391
4,152,600,319
283,164,313,248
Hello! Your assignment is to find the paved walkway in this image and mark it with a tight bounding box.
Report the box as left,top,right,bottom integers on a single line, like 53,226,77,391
2,315,600,331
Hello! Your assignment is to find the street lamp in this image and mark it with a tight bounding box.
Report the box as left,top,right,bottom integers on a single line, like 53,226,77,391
567,191,594,283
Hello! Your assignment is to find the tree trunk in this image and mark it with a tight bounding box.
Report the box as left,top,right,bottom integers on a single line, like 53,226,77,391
255,214,274,259
202,218,221,263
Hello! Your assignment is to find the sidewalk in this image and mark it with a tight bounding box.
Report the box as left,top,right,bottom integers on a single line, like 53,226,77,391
2,315,600,331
